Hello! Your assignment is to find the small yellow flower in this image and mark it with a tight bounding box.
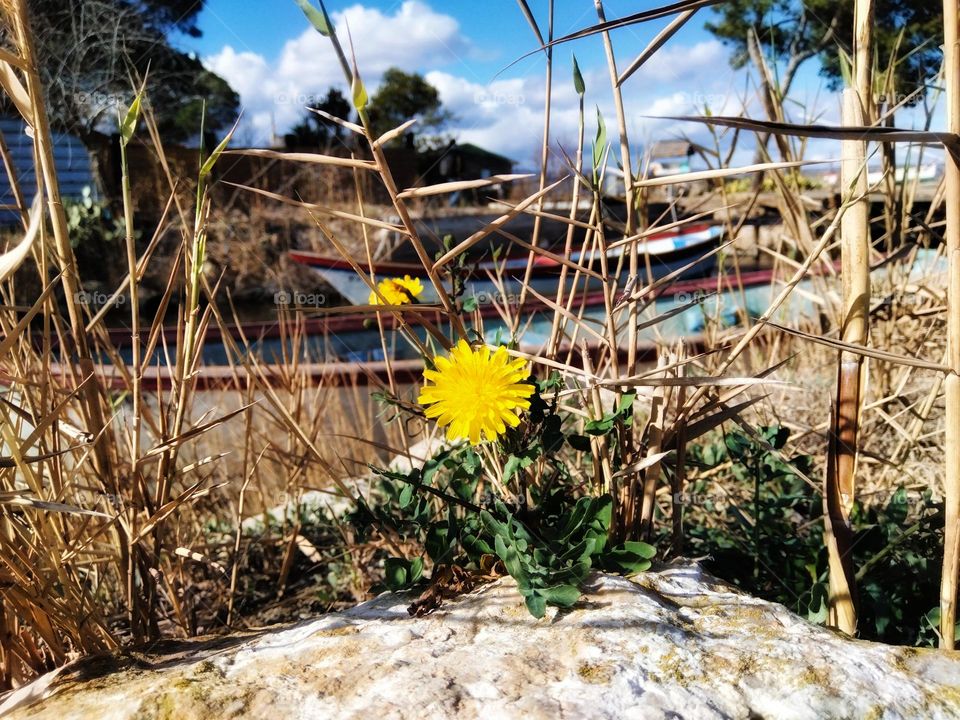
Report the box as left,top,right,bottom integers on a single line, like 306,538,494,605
418,340,535,445
369,275,424,305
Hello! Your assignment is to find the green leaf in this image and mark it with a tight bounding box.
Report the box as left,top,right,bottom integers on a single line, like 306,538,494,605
410,557,424,583
572,54,585,95
539,584,581,607
617,391,637,415
422,450,451,486
541,415,564,454
503,453,535,483
621,540,656,560
837,47,852,89
461,525,494,558
199,125,235,180
525,592,547,618
294,0,333,36
424,525,448,563
921,606,958,640
461,446,482,475
119,92,143,147
384,557,409,591
398,484,413,509
462,295,478,312
559,537,595,565
592,107,606,172
352,74,368,112
537,372,563,393
807,594,829,624
606,553,650,574
494,534,527,584
480,509,508,539
585,415,615,436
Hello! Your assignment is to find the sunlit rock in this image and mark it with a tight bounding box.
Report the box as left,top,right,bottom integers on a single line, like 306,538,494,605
4,564,959,719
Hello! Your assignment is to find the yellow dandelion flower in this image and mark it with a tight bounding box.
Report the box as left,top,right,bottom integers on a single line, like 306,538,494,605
369,275,424,305
418,340,535,445
394,275,423,297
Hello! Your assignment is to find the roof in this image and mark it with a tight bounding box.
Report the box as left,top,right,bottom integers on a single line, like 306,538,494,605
0,116,94,224
453,143,514,166
648,140,694,159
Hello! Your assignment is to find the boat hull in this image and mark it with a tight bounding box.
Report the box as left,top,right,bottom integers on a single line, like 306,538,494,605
290,224,724,305
57,249,944,388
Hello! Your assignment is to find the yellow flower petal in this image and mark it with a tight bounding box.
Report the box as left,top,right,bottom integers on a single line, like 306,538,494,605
418,342,535,445
369,276,423,305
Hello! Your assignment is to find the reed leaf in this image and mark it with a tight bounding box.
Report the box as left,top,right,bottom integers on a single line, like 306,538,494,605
397,174,532,199
660,115,959,149
222,148,376,170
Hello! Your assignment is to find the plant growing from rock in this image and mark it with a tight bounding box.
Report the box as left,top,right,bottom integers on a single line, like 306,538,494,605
352,366,655,618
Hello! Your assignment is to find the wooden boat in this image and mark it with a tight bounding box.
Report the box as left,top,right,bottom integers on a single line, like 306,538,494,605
92,264,819,384
289,223,724,305
37,249,943,392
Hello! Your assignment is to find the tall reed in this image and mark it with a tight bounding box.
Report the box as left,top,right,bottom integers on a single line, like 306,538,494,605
941,0,960,651
825,0,873,636
0,0,953,688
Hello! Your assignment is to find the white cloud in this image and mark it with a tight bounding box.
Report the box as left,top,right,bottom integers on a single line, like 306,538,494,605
205,5,836,171
204,1,473,143
424,40,748,168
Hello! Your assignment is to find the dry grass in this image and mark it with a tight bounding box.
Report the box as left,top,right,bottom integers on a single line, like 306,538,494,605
0,0,955,692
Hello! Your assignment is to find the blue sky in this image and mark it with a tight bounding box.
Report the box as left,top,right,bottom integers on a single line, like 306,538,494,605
179,1,939,169
187,1,721,79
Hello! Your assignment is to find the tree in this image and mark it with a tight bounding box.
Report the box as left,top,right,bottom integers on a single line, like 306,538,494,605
149,54,240,146
705,0,942,108
14,0,239,145
284,88,352,150
367,68,453,150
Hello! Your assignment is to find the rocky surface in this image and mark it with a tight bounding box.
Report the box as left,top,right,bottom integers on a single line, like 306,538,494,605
3,564,959,720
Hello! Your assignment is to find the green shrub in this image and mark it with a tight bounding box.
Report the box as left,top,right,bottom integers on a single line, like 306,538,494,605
681,426,946,645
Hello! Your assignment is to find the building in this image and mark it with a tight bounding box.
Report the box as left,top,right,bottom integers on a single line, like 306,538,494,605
418,141,515,204
0,117,96,225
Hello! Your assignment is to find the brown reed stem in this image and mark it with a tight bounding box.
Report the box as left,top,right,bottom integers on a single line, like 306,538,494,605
941,0,960,650
825,0,873,633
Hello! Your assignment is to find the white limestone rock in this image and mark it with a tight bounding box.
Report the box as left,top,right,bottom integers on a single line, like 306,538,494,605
3,564,959,720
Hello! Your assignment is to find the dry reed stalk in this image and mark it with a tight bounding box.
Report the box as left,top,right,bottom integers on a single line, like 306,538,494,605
0,126,27,229
941,0,960,650
671,349,688,552
547,59,586,357
581,345,615,497
638,351,669,538
513,0,553,324
306,2,467,341
594,0,639,364
824,0,873,636
6,0,114,478
593,0,644,539
118,92,144,500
